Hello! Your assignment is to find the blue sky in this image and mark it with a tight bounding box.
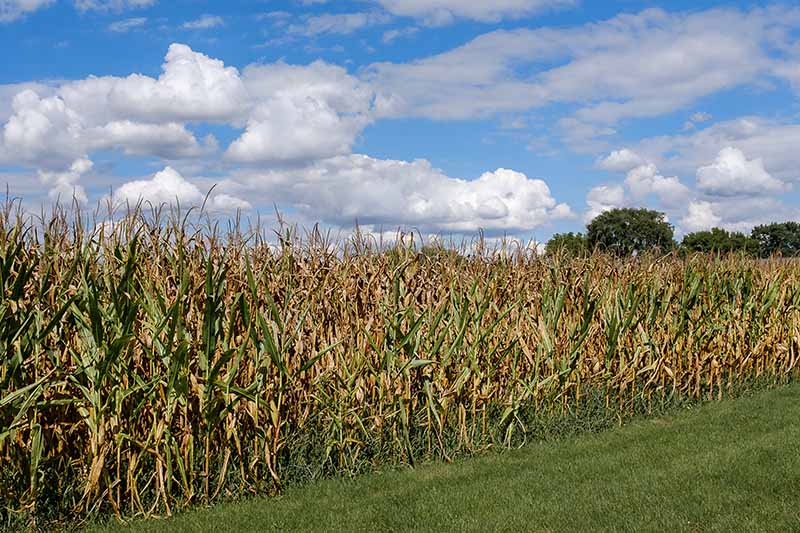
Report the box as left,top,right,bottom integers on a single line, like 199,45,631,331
1,0,800,243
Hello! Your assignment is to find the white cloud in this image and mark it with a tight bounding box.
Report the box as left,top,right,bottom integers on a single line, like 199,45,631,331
0,0,52,22
0,90,208,170
382,26,419,43
366,27,550,119
596,148,690,208
2,12,797,236
634,117,800,184
225,101,366,164
593,149,699,227
683,111,713,130
366,5,800,137
74,0,156,12
208,193,251,211
674,196,793,236
288,12,390,37
625,163,690,206
774,59,800,90
0,82,55,122
690,112,712,123
596,142,797,235
58,43,249,125
226,61,374,163
114,166,204,207
1,90,87,168
87,120,206,158
108,16,146,32
258,11,291,21
0,42,377,187
585,184,624,223
557,118,616,153
373,0,575,25
598,149,645,172
2,0,154,21
113,166,249,211
690,197,798,234
681,201,722,233
181,15,223,30
38,157,91,204
696,146,788,196
234,154,571,233
24,44,372,167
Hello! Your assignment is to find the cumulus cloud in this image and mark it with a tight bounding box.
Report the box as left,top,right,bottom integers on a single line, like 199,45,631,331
113,166,249,211
696,146,788,196
596,143,796,235
585,184,624,222
0,82,54,122
625,163,690,206
674,196,791,235
38,158,91,204
598,149,645,172
58,43,249,124
3,6,797,238
594,148,703,229
680,201,722,233
21,44,374,167
226,61,374,163
632,117,800,184
595,122,800,236
208,193,251,211
373,0,575,25
0,45,316,166
0,89,208,170
0,43,379,203
598,148,690,208
1,90,87,168
235,154,571,233
1,34,570,233
86,120,207,158
114,166,204,207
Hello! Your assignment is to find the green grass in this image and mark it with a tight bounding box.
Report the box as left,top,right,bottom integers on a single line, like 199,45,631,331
93,385,800,532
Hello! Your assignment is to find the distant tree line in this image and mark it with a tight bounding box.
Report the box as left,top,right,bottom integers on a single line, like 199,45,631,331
545,208,800,258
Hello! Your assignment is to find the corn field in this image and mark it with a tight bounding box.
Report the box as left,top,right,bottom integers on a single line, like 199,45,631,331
1,204,799,528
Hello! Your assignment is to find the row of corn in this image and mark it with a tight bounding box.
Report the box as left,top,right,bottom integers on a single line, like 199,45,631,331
1,206,798,526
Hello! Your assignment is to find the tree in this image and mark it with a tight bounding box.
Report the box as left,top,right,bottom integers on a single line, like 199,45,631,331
587,208,673,256
751,222,800,257
681,228,757,255
545,232,588,256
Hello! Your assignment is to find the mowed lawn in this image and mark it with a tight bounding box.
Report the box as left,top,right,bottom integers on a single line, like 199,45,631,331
95,385,800,533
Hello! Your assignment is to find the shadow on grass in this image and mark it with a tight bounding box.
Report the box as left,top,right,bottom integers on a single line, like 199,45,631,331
89,384,800,532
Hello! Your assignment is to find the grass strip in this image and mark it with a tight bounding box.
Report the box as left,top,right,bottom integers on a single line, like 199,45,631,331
93,383,800,532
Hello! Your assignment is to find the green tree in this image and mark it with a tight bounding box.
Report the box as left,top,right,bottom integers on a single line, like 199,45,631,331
681,228,757,255
751,222,800,257
545,232,588,256
587,208,673,256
